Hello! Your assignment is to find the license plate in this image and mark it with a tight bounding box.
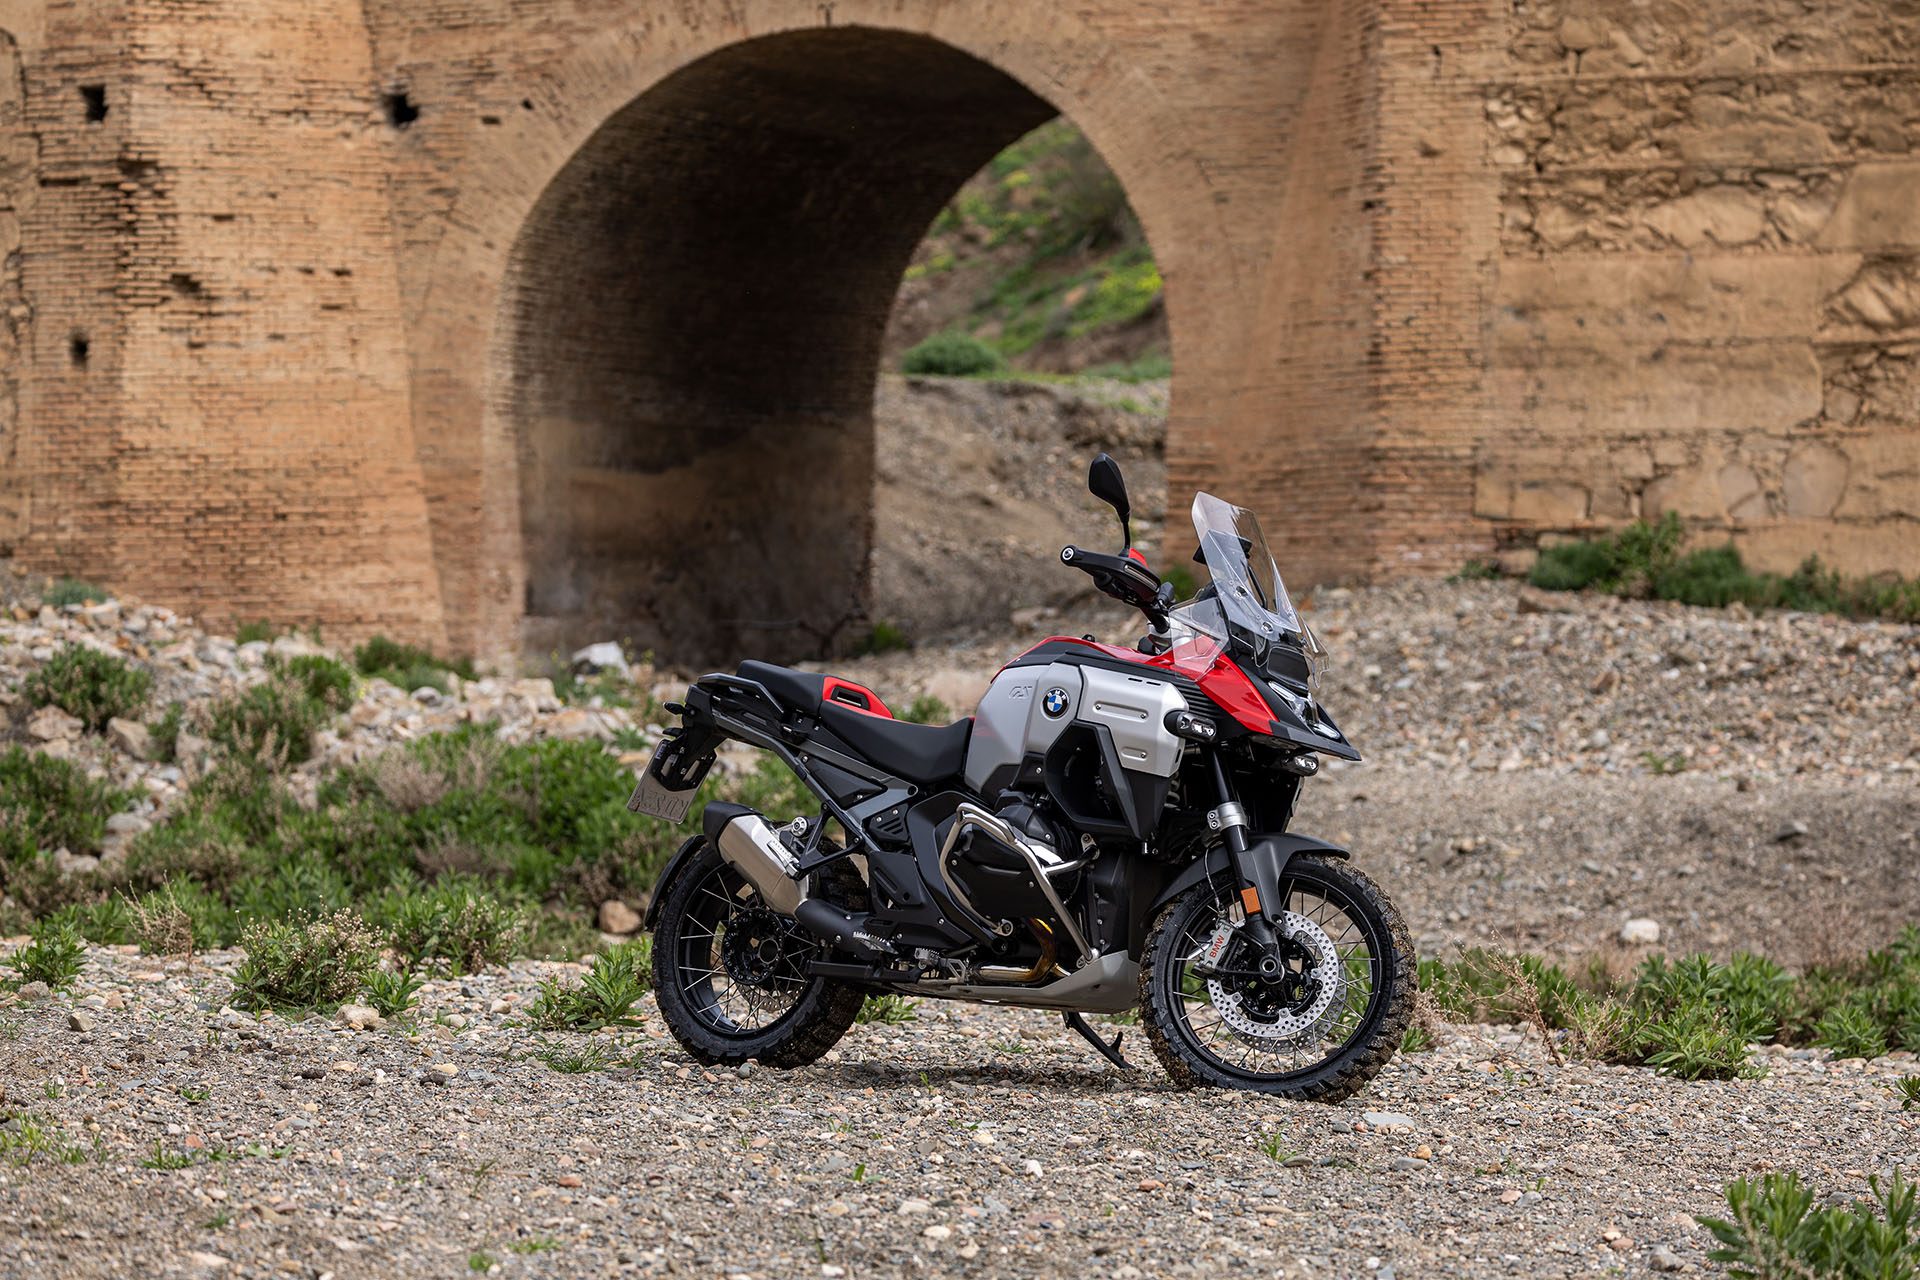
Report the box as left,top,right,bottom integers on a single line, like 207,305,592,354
625,735,713,824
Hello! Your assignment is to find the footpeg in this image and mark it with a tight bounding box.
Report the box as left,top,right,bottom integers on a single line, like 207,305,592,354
1063,1011,1134,1070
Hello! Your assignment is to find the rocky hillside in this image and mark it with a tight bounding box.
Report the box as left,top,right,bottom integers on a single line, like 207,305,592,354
881,120,1169,377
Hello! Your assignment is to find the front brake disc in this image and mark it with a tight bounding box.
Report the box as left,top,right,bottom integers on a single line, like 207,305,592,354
1204,911,1345,1045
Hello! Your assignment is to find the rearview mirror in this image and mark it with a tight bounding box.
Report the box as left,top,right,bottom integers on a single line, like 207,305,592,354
1088,453,1131,548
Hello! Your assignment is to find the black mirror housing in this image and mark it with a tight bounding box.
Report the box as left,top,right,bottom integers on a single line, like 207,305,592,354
1088,453,1131,548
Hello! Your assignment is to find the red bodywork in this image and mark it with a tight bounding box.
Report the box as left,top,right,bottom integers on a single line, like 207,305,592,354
821,676,893,718
1005,636,1275,736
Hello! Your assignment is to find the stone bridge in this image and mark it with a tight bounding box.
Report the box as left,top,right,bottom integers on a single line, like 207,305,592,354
0,0,1913,661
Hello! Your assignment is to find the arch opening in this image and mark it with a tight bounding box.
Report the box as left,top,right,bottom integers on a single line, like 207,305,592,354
504,27,1137,665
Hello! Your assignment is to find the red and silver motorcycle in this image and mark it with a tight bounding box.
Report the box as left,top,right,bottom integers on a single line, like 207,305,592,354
633,455,1412,1098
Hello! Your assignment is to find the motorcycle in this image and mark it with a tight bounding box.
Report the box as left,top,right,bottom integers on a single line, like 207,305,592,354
631,454,1412,1099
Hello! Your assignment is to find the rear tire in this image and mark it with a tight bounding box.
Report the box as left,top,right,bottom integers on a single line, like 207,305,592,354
1139,854,1413,1101
651,839,864,1068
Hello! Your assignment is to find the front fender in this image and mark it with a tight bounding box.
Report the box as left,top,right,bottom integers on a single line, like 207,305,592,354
642,835,709,930
1147,832,1351,925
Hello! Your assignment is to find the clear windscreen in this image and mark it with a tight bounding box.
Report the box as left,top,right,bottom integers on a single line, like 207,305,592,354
1183,491,1300,633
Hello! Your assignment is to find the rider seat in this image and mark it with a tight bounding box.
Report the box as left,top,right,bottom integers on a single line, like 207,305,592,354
735,660,971,785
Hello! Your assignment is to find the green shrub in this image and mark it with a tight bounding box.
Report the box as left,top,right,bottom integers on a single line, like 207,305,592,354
43,579,109,607
858,621,911,655
363,967,425,1017
1699,1171,1918,1280
899,696,950,725
209,676,330,765
1529,522,1920,625
7,916,86,989
1814,1003,1890,1060
902,332,1005,377
277,654,354,711
150,701,186,764
127,884,218,956
353,636,474,693
1898,1076,1920,1112
22,644,152,731
379,880,525,974
229,911,382,1012
0,747,136,869
525,942,649,1031
1447,559,1501,583
1640,1002,1757,1080
234,621,280,645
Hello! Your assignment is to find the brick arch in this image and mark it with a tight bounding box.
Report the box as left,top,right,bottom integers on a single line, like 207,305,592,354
399,2,1226,664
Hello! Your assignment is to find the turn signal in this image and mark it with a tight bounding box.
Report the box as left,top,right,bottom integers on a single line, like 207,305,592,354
1164,710,1219,742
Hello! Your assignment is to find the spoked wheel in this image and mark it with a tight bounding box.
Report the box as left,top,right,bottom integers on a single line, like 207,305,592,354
1140,854,1413,1100
652,839,864,1067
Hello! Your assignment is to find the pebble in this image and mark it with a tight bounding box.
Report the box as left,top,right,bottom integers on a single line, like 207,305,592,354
68,1010,96,1033
1620,918,1662,946
898,1199,932,1215
427,1062,458,1082
1362,1111,1415,1131
337,1004,382,1030
922,1224,952,1241
1652,1245,1685,1271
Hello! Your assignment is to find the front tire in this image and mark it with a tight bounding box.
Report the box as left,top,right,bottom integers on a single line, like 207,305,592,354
1139,854,1413,1100
651,838,865,1068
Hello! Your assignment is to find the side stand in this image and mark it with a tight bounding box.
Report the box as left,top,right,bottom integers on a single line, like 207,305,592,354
1062,1011,1133,1070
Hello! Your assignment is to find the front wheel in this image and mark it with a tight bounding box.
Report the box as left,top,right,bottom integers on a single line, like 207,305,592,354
1139,854,1413,1100
652,838,865,1068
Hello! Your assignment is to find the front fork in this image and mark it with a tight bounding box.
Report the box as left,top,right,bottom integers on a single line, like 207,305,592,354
1206,751,1291,976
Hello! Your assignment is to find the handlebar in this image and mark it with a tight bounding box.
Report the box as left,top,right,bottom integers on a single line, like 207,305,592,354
1061,545,1173,626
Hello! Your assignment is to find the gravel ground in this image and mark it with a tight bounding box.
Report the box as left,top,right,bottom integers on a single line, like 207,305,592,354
3,579,1917,1278
2,948,1916,1280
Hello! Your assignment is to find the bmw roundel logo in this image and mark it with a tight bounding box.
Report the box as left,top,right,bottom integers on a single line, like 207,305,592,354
1042,687,1070,718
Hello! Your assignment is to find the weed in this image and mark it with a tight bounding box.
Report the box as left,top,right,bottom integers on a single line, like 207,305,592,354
8,916,86,989
178,1085,211,1104
1699,1170,1919,1279
1640,751,1688,775
234,621,279,645
128,886,199,960
42,1080,63,1100
200,1211,233,1231
229,911,381,1012
989,1038,1030,1055
1258,1134,1298,1163
23,643,152,731
856,994,920,1026
139,1138,194,1170
902,332,1005,377
530,1038,643,1074
43,579,107,607
1897,1076,1920,1111
526,944,648,1031
468,1252,496,1273
363,967,426,1017
509,1238,559,1254
897,696,950,725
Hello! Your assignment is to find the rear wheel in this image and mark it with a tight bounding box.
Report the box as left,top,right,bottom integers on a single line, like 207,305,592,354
651,839,864,1067
1139,854,1413,1100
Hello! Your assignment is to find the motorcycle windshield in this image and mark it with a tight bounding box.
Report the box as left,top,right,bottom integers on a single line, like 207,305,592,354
1187,491,1301,641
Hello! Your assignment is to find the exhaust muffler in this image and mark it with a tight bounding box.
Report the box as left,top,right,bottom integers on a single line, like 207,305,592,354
701,802,890,958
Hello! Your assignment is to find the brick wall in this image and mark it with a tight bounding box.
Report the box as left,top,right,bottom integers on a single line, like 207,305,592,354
0,0,1912,664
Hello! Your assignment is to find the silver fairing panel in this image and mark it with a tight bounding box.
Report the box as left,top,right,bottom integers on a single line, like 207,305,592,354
1075,666,1186,777
963,661,1083,792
